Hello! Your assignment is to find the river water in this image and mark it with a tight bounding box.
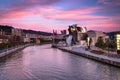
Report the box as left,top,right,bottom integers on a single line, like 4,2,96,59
0,44,120,80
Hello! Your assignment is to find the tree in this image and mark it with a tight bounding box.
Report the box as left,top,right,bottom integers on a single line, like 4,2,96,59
95,37,105,49
104,38,116,51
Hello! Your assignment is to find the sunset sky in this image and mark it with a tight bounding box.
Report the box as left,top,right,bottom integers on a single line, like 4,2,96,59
0,0,120,33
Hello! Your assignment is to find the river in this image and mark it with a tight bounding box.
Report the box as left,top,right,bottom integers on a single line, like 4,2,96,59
0,44,120,80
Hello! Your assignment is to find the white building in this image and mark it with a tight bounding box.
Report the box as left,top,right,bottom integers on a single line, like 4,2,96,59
87,30,108,46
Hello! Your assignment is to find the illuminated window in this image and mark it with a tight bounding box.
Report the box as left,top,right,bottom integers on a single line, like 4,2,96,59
116,34,120,50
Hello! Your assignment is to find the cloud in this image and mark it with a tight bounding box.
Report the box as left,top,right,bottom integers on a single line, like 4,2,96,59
0,0,61,18
1,5,120,32
27,0,61,5
0,0,61,8
0,0,120,32
98,0,120,6
97,0,120,16
41,7,107,21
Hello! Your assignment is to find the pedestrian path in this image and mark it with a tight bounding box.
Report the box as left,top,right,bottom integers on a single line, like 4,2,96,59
58,45,120,67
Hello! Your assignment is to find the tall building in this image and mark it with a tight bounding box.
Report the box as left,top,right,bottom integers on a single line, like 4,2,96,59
12,28,23,42
68,24,88,45
0,25,13,43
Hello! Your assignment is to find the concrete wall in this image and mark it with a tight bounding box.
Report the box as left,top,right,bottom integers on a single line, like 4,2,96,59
0,44,31,58
58,47,120,67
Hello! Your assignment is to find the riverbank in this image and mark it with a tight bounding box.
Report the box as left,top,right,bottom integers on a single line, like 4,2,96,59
53,45,120,67
0,44,32,58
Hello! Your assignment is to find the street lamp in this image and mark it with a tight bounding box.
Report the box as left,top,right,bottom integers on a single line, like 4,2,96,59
116,34,120,54
87,37,90,49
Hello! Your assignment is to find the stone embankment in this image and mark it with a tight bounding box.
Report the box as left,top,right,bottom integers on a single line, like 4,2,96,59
54,45,120,67
0,44,32,58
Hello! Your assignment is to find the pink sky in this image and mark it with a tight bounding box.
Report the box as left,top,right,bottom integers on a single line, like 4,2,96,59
0,0,120,33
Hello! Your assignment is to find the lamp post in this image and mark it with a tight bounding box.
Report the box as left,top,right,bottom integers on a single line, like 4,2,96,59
6,44,8,52
87,37,90,49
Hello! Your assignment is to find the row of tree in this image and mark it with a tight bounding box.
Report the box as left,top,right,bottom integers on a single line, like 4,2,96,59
0,25,13,35
0,42,29,50
95,37,116,51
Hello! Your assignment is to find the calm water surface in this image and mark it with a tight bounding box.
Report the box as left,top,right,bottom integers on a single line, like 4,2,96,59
0,44,120,80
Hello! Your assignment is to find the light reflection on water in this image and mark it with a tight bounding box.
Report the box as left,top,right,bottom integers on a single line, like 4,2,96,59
0,44,120,80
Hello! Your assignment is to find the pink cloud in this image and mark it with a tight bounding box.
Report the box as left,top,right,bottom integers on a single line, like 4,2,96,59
83,19,120,32
41,7,107,21
44,14,107,21
0,9,32,18
0,6,102,20
0,5,119,32
0,17,65,33
0,0,61,18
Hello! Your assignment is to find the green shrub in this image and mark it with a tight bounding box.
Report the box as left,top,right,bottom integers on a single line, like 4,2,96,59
95,37,105,49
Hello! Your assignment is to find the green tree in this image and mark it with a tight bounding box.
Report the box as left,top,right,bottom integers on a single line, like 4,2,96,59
104,38,116,51
95,37,105,49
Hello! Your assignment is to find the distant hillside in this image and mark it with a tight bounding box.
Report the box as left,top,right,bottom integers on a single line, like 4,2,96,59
0,25,13,35
105,31,120,39
0,25,52,36
23,29,52,36
106,31,120,35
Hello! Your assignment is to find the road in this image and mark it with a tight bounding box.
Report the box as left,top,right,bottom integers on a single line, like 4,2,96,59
0,44,120,80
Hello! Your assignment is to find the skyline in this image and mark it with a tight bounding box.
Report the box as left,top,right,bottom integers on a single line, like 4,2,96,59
0,0,120,33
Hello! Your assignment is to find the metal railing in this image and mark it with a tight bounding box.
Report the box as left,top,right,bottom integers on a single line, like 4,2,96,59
0,44,31,54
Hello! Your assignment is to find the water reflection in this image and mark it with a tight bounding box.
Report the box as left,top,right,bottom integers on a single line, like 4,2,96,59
0,44,120,80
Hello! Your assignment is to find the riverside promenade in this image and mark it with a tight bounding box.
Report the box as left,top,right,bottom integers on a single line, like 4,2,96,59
56,45,120,67
0,44,32,58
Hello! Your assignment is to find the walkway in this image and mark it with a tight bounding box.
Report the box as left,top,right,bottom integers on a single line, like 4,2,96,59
58,45,120,67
